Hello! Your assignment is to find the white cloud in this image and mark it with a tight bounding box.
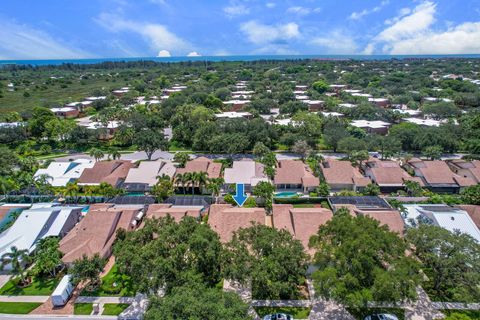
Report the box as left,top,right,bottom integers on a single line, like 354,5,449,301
311,31,358,54
240,20,300,45
96,13,190,55
157,50,171,57
224,4,250,17
0,19,90,59
149,0,167,5
266,2,276,9
187,51,201,57
349,0,389,20
287,6,321,16
365,1,480,54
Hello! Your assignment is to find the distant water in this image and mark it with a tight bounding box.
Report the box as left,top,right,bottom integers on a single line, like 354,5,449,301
1,54,480,66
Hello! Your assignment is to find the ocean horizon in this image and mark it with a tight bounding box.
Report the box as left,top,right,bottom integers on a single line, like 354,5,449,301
2,54,480,66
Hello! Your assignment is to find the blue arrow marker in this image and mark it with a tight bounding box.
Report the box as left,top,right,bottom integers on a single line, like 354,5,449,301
233,183,248,207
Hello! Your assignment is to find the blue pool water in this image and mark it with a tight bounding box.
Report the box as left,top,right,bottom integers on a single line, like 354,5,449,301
275,192,299,198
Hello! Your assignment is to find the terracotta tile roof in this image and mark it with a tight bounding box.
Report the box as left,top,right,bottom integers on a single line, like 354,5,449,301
146,204,201,222
77,160,133,186
365,160,424,186
356,210,405,235
274,160,319,187
456,205,480,229
272,204,333,254
208,204,265,242
321,159,370,187
175,157,222,179
408,159,476,186
59,204,139,263
449,160,480,183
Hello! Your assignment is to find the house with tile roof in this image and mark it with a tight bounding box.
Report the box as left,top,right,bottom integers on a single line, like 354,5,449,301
146,203,202,222
274,160,319,193
34,159,95,187
272,204,333,255
455,205,480,230
123,160,176,192
59,204,140,264
208,204,266,242
447,160,480,184
405,159,476,193
175,157,222,179
224,159,269,192
321,159,371,192
363,159,425,193
77,160,133,187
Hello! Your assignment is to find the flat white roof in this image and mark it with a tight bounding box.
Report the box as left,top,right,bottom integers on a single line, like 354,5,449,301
351,120,391,129
403,118,443,127
215,112,252,119
34,160,95,187
224,160,268,186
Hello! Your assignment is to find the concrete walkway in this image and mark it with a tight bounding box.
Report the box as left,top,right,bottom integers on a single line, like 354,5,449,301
118,293,149,320
0,296,49,303
75,296,135,304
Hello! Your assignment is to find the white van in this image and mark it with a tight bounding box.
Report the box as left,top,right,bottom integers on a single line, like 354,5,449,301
51,275,74,307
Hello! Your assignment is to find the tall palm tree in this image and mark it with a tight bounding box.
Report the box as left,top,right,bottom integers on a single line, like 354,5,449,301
34,174,53,195
206,178,224,203
182,172,194,195
0,177,13,199
174,174,186,195
1,247,31,285
89,148,104,162
63,182,80,203
195,172,209,195
109,148,121,160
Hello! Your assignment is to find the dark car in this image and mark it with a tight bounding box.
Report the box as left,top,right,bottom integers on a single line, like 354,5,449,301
263,313,293,320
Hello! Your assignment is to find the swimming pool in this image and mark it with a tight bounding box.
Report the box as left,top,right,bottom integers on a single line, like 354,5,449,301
274,192,299,198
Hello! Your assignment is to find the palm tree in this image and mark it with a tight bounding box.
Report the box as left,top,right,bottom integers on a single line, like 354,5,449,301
183,172,194,195
174,174,186,195
108,148,121,160
1,247,31,286
89,148,104,162
34,174,53,195
63,182,80,203
0,177,13,199
206,178,224,203
195,172,209,195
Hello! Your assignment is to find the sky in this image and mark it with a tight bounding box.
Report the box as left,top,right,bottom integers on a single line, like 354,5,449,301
1,0,480,59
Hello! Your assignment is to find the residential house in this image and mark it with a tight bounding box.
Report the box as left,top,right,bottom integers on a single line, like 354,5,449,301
455,205,480,229
405,159,476,193
0,205,82,269
274,160,319,193
77,160,133,187
34,159,95,187
402,118,447,127
321,159,371,192
368,98,390,108
303,100,325,111
123,160,176,192
208,204,266,242
60,204,140,264
272,204,333,254
176,157,222,179
146,203,202,222
447,160,480,184
351,120,391,135
363,159,424,193
403,204,480,242
329,84,347,93
50,107,79,119
215,112,253,119
224,159,269,192
329,196,405,234
0,204,30,232
223,100,251,111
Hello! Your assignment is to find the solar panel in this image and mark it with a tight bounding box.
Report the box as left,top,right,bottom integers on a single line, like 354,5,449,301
328,196,391,209
110,195,156,205
419,205,458,212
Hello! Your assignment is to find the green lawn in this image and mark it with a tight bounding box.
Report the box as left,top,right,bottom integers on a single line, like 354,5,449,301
81,264,135,297
347,307,405,320
0,276,60,296
254,307,311,319
74,303,93,315
440,309,480,319
0,302,41,314
102,303,130,316
292,204,316,208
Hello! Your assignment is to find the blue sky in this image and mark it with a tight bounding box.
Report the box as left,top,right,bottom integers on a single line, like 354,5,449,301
1,0,480,59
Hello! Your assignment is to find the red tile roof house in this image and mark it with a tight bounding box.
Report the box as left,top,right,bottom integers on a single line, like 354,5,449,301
272,204,333,256
321,159,371,192
175,157,222,193
405,158,476,193
146,204,202,222
456,205,480,229
208,204,266,242
77,160,133,187
59,204,140,264
448,160,480,184
274,160,319,194
363,159,425,193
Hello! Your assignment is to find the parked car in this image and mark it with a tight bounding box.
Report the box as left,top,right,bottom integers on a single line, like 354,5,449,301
364,314,399,320
263,313,293,320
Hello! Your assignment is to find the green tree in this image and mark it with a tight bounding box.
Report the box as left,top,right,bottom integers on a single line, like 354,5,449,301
33,238,63,278
108,147,121,160
444,313,473,320
252,181,275,212
407,225,480,303
173,152,190,168
223,224,308,300
252,142,270,158
404,180,424,197
206,178,224,203
310,211,420,310
89,148,104,162
1,246,31,286
70,254,106,290
114,216,223,294
323,120,349,152
312,80,329,94
292,140,312,160
134,129,168,160
423,145,443,160
316,182,330,196
362,183,380,196
145,281,252,320
151,177,174,202
348,150,369,168
460,184,480,205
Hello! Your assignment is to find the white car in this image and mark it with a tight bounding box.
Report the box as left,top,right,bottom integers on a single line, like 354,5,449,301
364,314,399,320
263,313,293,320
